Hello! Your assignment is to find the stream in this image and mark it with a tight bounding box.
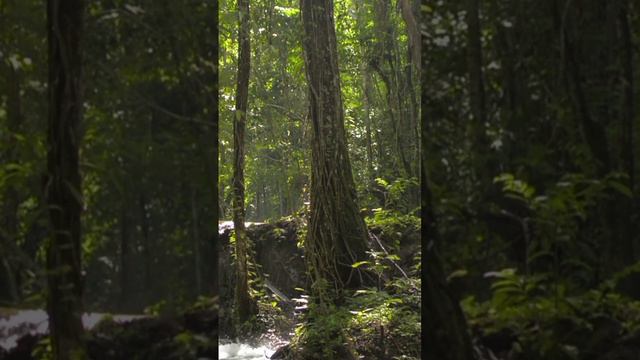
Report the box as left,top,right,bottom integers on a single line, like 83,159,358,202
219,342,275,360
0,308,145,351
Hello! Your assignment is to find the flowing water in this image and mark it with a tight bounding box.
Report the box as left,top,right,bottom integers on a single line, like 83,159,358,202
0,308,145,350
218,220,282,360
219,342,275,360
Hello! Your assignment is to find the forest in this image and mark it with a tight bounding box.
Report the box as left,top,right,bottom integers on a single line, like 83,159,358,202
2,0,639,360
218,0,421,359
424,1,640,359
1,0,422,359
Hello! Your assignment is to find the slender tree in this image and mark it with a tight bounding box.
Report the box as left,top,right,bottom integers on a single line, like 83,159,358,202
300,0,371,301
45,0,87,358
233,0,254,324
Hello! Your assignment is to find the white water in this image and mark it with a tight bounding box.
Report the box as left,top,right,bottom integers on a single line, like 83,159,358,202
219,342,275,360
218,221,264,235
0,309,145,350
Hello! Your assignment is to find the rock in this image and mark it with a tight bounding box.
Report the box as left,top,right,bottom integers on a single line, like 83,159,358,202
4,333,42,360
269,344,291,359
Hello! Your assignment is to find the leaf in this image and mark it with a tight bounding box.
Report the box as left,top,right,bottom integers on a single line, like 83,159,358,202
446,269,468,282
124,4,144,15
608,180,632,198
351,261,370,268
274,6,299,16
375,177,389,188
484,268,516,278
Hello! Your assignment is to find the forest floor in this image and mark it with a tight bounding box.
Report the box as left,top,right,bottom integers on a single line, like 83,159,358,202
219,213,422,360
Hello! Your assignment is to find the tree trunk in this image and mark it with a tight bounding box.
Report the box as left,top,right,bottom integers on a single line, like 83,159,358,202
399,0,421,73
45,0,87,358
362,67,375,185
300,0,372,301
399,0,421,178
233,0,254,324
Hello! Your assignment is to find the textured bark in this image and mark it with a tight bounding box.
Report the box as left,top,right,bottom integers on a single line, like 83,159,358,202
233,0,254,324
45,0,87,358
363,68,375,184
399,0,421,73
300,0,371,301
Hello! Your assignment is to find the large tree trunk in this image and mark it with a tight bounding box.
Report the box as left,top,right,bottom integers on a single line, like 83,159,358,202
45,0,87,358
233,0,254,324
300,0,371,302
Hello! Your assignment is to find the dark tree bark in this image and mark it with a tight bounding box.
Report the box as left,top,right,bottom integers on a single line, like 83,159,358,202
300,0,372,302
45,0,87,358
233,0,255,324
